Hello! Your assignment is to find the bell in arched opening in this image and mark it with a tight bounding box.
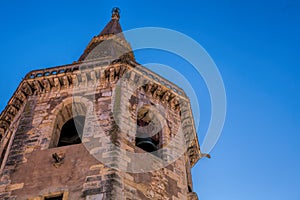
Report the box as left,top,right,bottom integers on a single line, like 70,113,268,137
136,137,158,152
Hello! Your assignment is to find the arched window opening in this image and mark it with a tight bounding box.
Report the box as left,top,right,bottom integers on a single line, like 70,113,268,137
57,115,85,147
135,105,162,154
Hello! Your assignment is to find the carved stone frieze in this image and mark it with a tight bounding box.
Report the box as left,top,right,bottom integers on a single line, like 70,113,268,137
0,59,200,166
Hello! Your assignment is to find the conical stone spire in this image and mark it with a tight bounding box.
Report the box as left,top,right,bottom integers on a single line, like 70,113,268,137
78,8,134,62
98,8,123,37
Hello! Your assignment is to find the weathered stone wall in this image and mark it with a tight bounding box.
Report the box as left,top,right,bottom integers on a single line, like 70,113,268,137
0,60,199,200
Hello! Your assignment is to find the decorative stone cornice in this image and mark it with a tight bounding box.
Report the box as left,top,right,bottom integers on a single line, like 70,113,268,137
0,58,201,166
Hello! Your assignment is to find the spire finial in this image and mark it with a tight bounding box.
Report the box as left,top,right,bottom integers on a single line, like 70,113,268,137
112,7,120,20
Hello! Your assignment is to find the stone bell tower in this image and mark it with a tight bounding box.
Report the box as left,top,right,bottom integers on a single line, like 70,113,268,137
0,8,203,200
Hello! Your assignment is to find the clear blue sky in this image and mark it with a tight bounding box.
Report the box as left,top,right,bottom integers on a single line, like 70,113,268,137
0,0,299,199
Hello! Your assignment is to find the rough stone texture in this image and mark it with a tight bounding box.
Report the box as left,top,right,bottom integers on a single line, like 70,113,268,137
0,58,201,199
11,144,99,199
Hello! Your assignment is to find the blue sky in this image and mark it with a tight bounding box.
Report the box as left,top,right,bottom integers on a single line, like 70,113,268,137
0,0,299,199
